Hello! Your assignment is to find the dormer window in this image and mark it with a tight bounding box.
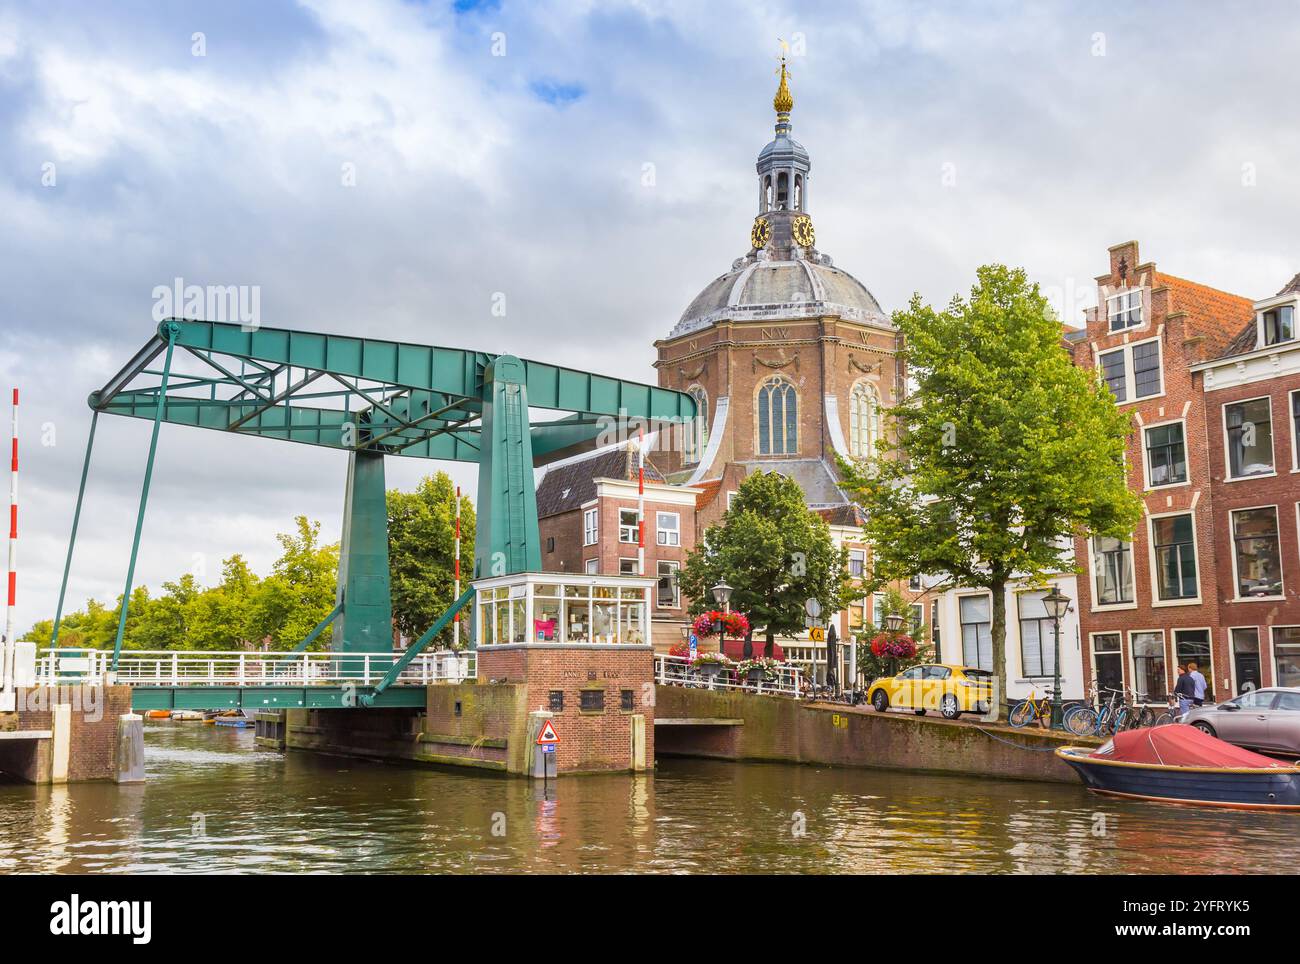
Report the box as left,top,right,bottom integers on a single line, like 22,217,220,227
1262,305,1295,346
1107,289,1143,332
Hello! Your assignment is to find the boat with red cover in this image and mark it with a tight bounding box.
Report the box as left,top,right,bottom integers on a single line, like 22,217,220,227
1056,724,1300,810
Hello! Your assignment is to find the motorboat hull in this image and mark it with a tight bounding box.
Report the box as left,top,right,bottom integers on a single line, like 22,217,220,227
1056,746,1300,810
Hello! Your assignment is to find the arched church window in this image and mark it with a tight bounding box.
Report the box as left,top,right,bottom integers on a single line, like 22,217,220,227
684,386,708,464
793,174,802,210
849,380,880,458
764,176,772,212
757,376,798,455
776,172,789,210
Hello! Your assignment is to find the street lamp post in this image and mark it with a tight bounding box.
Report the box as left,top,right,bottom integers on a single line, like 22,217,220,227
1043,586,1071,729
711,581,733,649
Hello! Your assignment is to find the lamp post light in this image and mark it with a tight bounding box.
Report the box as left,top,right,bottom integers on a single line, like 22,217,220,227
711,582,733,646
1043,586,1071,729
711,581,733,614
884,613,905,634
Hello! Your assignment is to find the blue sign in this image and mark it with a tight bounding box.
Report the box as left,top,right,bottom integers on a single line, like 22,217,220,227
541,743,556,754
689,632,698,658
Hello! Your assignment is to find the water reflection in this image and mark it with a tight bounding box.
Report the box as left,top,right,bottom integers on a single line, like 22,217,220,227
0,723,1296,873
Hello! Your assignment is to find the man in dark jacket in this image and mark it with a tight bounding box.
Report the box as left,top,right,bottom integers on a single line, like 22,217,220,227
1173,665,1196,718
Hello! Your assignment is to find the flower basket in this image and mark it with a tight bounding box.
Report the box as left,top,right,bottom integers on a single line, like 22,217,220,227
736,657,781,684
691,610,751,639
692,651,731,679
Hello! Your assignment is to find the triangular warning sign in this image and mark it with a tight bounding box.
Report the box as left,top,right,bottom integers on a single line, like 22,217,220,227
536,720,560,745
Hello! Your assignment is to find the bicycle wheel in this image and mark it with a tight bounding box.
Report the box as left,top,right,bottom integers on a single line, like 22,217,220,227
1064,705,1097,736
1113,707,1129,731
1153,711,1174,726
1008,700,1035,728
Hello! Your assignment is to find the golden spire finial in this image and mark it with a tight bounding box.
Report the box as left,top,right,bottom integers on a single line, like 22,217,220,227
773,40,793,115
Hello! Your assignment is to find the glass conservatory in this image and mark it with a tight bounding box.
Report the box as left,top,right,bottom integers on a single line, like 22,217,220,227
473,572,655,646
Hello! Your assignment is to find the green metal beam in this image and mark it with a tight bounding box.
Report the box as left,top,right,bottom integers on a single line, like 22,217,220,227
474,356,540,579
111,322,179,672
332,451,393,663
51,410,98,646
359,585,476,705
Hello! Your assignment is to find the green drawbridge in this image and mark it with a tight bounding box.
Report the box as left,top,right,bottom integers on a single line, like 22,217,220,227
51,318,694,705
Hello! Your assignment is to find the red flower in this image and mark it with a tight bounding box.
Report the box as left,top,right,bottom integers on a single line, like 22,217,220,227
691,610,751,639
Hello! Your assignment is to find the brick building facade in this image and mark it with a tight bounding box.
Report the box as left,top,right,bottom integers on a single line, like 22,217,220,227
1073,240,1300,703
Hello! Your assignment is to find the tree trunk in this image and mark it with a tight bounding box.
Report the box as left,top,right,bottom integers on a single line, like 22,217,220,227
764,627,775,659
990,577,1007,723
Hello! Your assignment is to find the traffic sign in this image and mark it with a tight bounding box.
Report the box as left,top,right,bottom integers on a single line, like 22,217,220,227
541,743,556,754
536,720,560,745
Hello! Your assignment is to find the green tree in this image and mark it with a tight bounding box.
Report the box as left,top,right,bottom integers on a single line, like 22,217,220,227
677,470,853,657
387,472,476,647
247,517,339,649
854,586,931,685
840,265,1142,719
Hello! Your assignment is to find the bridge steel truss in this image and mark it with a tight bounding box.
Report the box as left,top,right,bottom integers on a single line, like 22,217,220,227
52,318,695,688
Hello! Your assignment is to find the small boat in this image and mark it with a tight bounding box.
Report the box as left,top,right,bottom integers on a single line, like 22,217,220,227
144,710,172,720
1057,724,1300,811
213,717,254,728
171,710,204,721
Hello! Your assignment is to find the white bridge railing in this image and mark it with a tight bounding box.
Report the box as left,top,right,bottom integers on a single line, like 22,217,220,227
653,653,803,697
35,648,474,687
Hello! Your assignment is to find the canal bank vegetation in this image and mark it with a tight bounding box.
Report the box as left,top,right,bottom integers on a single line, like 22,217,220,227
840,265,1143,720
23,471,473,652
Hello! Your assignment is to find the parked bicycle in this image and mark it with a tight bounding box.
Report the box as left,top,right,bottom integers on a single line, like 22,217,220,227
1009,686,1055,729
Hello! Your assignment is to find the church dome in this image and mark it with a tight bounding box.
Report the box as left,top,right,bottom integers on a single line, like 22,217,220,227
670,259,888,337
667,57,890,340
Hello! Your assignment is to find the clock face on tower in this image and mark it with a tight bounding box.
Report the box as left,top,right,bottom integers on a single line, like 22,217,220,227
751,217,772,250
792,215,815,248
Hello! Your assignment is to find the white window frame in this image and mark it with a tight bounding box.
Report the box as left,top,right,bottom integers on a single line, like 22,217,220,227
618,507,640,543
1146,509,1202,607
1127,629,1168,703
726,490,738,509
1107,288,1143,332
848,548,865,579
1229,504,1286,602
584,558,598,574
582,507,598,546
1089,631,1127,694
656,559,680,610
1171,627,1215,698
1089,534,1137,611
1141,418,1189,490
1290,389,1300,472
1259,301,1296,348
1227,626,1262,695
1222,394,1276,481
1098,336,1163,405
656,511,680,546
618,557,639,576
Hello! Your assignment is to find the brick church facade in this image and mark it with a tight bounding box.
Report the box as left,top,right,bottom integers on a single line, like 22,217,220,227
535,61,902,671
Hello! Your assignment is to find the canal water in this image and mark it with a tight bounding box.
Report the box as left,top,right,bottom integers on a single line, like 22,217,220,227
1,721,1295,873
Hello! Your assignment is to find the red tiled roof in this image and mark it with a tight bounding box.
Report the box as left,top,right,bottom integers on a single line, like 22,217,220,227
694,478,723,511
1154,271,1254,359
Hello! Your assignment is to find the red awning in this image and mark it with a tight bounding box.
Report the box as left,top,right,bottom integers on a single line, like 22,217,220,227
1095,724,1290,769
720,638,785,661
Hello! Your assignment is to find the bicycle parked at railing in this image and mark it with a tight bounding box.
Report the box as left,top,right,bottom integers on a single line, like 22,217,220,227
1064,685,1125,736
1009,686,1055,729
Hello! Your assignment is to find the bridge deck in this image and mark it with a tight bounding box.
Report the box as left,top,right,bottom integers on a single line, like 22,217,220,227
36,648,470,711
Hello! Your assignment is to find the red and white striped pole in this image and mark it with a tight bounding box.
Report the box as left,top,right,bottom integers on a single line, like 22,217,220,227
636,428,647,642
453,485,461,649
2,388,17,709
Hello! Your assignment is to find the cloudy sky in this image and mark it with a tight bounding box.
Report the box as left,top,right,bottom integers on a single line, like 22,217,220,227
2,0,1298,634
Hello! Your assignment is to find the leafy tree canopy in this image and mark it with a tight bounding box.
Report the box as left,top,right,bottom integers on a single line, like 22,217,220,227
676,470,853,657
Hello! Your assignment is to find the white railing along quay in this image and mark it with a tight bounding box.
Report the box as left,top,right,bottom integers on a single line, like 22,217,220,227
653,653,803,697
35,648,474,688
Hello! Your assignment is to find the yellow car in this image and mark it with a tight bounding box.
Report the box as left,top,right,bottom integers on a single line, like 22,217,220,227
867,663,993,719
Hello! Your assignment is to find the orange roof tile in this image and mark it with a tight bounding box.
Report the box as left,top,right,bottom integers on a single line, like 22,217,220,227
1154,271,1254,359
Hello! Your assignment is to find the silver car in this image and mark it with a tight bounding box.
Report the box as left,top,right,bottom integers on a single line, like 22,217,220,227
1182,687,1300,756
